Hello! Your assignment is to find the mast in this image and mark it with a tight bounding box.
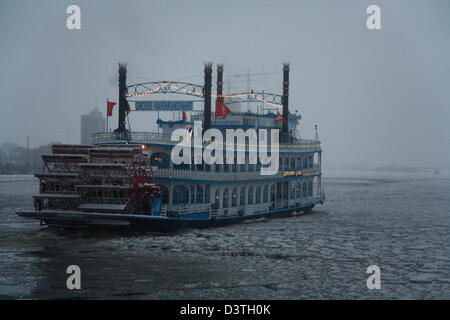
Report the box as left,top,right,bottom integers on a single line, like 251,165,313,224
203,62,213,132
216,64,224,123
281,63,290,143
116,62,128,133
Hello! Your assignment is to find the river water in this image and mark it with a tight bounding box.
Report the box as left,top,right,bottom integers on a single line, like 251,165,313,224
0,172,449,299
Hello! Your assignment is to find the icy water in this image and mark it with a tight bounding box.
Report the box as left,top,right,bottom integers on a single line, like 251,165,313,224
0,172,449,300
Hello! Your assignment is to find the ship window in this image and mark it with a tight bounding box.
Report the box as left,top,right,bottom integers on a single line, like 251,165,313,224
224,164,229,172
308,180,313,197
157,185,169,204
240,187,245,206
231,188,237,207
173,185,189,204
284,158,289,170
283,181,289,200
303,156,307,169
205,185,210,203
196,185,203,204
270,185,275,202
248,187,254,205
296,157,301,169
223,188,229,208
263,186,268,202
214,189,220,204
239,164,246,172
302,182,307,198
290,157,295,170
255,186,261,204
290,187,295,200
151,152,170,168
190,185,195,203
196,163,204,171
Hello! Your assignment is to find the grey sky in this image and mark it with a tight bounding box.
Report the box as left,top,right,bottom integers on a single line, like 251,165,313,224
1,0,449,168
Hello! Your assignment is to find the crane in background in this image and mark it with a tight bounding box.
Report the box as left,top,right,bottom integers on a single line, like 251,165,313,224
234,69,281,111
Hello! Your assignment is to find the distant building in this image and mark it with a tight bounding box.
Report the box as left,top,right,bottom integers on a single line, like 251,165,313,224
81,108,105,145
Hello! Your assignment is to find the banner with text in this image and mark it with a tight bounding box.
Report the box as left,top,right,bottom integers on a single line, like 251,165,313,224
135,101,193,111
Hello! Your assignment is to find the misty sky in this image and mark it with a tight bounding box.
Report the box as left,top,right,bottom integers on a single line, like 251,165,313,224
1,0,449,168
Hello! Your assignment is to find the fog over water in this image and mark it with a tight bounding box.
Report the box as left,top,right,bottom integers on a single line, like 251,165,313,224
0,0,449,169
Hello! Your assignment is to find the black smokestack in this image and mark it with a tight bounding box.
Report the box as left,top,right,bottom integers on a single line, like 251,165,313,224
217,64,224,103
117,62,128,133
203,62,213,131
282,63,290,143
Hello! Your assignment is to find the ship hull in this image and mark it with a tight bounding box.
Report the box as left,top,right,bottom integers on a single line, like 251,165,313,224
16,202,317,233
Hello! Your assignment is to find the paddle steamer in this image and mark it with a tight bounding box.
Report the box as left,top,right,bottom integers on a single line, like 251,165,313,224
17,63,324,231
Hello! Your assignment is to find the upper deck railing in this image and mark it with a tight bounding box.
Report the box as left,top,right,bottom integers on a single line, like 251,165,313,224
91,131,322,151
153,166,321,182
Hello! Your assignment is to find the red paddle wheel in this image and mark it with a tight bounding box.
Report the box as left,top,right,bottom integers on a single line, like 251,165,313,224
33,144,159,215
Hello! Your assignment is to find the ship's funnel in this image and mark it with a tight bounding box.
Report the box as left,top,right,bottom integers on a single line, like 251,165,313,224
117,62,128,133
281,63,290,143
203,63,213,131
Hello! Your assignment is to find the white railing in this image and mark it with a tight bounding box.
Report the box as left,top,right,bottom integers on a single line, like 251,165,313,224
154,168,285,181
160,195,322,218
161,203,211,217
92,131,175,145
91,131,322,152
153,167,321,181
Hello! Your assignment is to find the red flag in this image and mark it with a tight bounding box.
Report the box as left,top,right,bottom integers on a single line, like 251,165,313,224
216,100,231,119
275,111,287,123
107,100,116,117
182,110,187,121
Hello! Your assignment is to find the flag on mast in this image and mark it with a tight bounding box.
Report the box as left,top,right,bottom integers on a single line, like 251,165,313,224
216,100,231,119
275,111,287,123
107,100,117,117
182,110,187,121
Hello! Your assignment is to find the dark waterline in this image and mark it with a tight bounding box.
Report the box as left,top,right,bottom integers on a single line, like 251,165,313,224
0,172,449,299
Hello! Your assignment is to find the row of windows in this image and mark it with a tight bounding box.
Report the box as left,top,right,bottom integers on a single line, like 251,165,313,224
158,181,314,206
158,184,211,205
151,152,317,172
281,155,314,170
